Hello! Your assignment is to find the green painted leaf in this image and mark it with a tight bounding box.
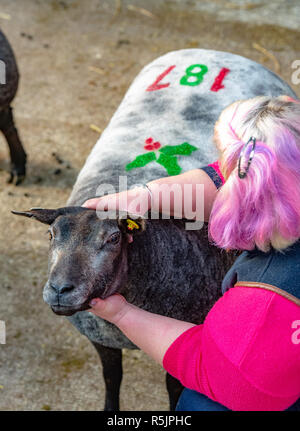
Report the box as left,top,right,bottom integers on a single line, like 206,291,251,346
125,152,156,171
159,142,198,156
156,153,181,176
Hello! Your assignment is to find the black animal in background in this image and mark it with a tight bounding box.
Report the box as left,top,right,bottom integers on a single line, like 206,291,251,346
0,30,26,185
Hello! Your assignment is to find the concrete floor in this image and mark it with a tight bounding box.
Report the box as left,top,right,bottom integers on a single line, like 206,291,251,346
0,0,299,411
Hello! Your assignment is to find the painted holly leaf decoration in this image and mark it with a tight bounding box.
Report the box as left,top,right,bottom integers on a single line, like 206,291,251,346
125,138,197,176
159,142,197,156
125,152,156,171
156,153,181,176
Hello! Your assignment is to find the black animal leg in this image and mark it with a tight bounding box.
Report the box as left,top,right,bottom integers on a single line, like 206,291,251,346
166,372,184,411
0,106,26,185
92,342,123,411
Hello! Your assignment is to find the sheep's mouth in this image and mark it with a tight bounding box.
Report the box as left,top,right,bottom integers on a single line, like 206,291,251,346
51,302,90,316
50,290,110,315
49,282,117,316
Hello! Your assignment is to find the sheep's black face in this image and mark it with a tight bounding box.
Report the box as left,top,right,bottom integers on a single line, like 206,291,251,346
45,210,130,316
12,207,145,316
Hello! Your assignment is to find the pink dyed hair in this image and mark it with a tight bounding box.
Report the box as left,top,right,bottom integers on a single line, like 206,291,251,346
209,95,300,252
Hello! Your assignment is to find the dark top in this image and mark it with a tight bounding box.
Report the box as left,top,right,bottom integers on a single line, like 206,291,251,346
221,240,300,300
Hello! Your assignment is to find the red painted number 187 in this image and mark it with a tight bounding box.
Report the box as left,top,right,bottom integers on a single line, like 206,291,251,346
146,64,230,93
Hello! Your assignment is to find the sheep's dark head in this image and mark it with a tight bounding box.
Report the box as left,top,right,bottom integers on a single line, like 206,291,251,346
12,207,145,316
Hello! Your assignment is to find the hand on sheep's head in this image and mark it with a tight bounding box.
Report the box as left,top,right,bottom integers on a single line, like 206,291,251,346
89,293,131,326
82,187,151,216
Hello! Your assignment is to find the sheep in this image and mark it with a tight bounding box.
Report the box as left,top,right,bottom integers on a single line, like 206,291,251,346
0,30,26,185
13,49,297,410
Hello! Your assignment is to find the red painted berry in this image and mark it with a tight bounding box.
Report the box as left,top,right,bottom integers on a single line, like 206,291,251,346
144,144,154,151
144,137,161,151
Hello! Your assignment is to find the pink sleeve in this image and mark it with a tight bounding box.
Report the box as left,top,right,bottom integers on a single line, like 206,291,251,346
162,324,207,392
163,286,300,411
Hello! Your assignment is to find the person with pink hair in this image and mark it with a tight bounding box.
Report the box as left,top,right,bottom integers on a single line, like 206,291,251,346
83,95,300,411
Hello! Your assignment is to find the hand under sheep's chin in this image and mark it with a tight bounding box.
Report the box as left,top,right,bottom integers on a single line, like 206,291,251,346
88,294,129,325
50,290,115,316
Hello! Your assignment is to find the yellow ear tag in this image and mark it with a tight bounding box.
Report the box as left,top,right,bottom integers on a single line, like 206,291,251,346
126,219,140,231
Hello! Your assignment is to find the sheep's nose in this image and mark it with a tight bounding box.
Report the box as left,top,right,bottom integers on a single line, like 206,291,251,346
50,283,75,294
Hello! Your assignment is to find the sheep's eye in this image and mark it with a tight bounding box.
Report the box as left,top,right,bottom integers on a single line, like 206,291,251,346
48,230,53,241
107,232,120,244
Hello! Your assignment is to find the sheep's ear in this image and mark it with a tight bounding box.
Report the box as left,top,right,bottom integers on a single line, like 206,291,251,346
11,206,89,225
118,214,146,234
11,208,62,225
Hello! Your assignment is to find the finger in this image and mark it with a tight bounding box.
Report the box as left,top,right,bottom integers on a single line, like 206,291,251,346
96,198,109,211
88,298,108,317
89,294,123,312
127,199,147,215
82,198,101,209
89,298,102,307
84,197,110,212
88,295,127,322
99,195,121,212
